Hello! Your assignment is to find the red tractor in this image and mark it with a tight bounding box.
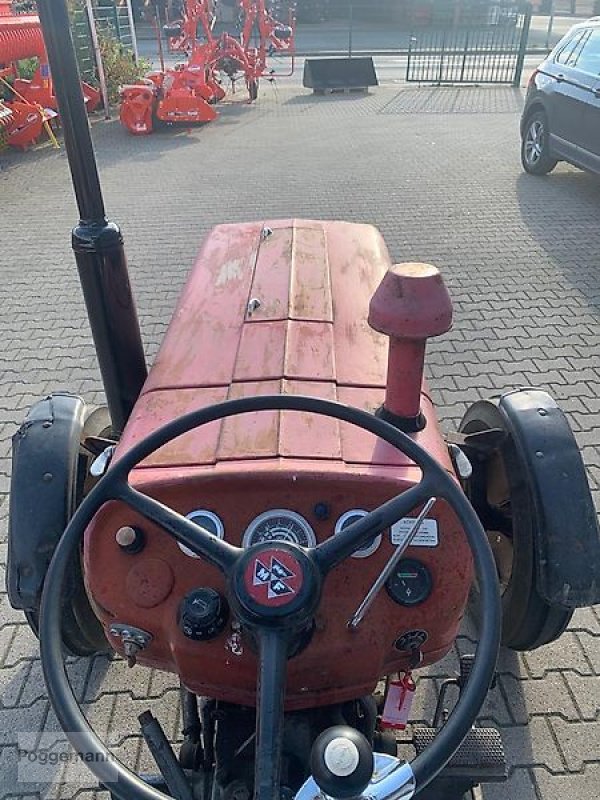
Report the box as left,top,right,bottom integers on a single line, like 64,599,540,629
120,0,295,135
7,2,600,800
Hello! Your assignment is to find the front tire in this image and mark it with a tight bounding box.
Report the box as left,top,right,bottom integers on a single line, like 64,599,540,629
460,399,572,651
521,110,558,175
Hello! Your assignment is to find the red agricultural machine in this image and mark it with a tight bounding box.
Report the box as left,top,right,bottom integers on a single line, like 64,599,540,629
0,7,99,148
120,0,295,134
6,1,600,799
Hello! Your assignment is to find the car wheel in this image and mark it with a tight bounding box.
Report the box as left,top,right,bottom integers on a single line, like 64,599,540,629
521,110,558,175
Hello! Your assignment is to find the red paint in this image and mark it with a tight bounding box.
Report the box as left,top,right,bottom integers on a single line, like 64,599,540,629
0,15,45,63
85,221,473,710
368,263,453,419
125,558,175,608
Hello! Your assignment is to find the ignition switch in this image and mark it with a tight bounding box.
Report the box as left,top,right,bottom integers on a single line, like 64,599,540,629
179,588,229,642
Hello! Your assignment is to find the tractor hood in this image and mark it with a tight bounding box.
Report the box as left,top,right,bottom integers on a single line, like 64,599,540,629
116,220,445,470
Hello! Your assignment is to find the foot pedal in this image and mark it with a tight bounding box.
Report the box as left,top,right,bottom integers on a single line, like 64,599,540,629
413,726,507,782
458,654,496,690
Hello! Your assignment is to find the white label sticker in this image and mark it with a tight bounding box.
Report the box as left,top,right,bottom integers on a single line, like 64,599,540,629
390,518,439,547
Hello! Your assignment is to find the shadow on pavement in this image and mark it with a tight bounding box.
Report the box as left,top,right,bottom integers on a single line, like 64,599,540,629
284,91,374,107
516,169,600,320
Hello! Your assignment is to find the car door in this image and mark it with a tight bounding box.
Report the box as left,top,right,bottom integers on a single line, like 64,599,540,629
572,28,600,169
544,28,594,155
588,79,600,164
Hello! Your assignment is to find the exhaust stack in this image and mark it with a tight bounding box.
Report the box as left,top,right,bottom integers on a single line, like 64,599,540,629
36,0,147,435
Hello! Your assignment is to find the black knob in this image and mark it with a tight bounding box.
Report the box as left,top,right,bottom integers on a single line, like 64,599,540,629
310,726,374,799
179,588,228,642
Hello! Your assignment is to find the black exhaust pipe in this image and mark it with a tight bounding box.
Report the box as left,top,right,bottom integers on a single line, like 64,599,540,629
36,0,147,435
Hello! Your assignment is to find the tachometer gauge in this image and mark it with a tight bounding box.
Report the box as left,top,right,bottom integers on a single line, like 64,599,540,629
243,510,316,548
334,509,382,558
178,510,224,559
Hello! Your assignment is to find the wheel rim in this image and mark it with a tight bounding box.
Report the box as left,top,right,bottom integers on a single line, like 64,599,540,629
524,119,544,166
485,452,514,595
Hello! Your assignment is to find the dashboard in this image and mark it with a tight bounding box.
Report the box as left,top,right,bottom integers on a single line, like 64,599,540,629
84,469,473,709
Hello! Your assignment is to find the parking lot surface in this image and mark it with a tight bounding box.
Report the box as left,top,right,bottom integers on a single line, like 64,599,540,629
1,84,599,799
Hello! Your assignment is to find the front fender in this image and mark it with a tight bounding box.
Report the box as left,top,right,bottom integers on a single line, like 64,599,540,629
498,389,600,608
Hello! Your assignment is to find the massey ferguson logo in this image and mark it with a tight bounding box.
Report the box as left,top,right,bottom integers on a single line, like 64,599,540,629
253,556,296,600
243,549,304,607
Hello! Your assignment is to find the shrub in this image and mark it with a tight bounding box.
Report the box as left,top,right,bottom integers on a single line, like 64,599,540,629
97,32,151,106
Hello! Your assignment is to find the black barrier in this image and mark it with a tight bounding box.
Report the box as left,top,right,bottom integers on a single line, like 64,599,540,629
406,3,533,86
303,57,378,91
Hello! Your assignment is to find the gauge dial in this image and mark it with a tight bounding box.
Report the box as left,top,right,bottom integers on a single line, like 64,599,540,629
385,558,433,607
334,509,382,558
243,510,316,548
178,510,224,559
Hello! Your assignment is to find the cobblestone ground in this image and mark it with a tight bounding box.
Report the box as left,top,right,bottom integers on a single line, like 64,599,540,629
1,85,599,800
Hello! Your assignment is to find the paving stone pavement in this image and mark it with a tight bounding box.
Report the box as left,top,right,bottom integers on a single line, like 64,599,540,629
1,85,599,799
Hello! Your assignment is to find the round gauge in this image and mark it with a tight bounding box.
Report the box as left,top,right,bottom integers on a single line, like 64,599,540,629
243,510,316,548
178,510,224,559
385,558,433,607
334,510,382,559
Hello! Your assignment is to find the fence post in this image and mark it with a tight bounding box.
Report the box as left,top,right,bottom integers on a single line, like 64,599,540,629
348,0,353,58
460,28,469,83
125,0,139,62
112,1,122,40
546,0,555,50
514,2,532,87
85,0,110,118
437,28,446,85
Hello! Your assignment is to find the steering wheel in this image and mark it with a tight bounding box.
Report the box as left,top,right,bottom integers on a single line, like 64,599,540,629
39,395,501,800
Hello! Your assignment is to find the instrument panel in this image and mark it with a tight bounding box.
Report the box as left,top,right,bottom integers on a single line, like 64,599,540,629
178,506,390,559
85,471,472,710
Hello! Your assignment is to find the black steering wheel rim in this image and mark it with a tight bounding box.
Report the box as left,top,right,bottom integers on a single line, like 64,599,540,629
39,394,501,800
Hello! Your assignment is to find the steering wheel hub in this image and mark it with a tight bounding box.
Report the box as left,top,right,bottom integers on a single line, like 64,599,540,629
232,543,321,624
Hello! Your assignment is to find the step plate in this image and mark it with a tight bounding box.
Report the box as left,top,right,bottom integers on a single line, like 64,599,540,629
413,727,507,782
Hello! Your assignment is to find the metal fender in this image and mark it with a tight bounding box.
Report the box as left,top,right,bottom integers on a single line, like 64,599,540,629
7,393,108,655
497,389,599,608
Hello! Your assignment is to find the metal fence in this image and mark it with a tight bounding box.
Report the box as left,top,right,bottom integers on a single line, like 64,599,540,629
70,1,138,87
94,2,136,55
406,3,533,85
71,8,97,83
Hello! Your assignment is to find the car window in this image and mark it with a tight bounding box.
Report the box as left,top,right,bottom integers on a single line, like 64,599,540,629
554,29,588,66
571,29,600,76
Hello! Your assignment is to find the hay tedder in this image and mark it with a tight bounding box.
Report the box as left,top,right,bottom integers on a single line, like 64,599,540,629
119,0,295,135
7,2,600,800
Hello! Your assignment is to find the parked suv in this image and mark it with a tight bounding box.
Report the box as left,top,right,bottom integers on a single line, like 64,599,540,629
521,17,600,176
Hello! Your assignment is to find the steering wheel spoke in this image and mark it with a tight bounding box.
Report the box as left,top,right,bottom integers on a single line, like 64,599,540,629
315,478,435,573
114,483,239,572
254,627,289,800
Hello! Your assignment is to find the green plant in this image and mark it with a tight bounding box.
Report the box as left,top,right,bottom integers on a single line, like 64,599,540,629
16,57,39,81
0,58,39,102
97,32,151,106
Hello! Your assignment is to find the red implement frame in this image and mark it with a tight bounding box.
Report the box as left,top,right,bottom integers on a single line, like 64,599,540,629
119,0,295,135
0,11,99,148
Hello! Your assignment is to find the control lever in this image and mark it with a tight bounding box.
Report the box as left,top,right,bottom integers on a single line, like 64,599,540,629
295,746,416,800
348,498,437,629
310,726,374,799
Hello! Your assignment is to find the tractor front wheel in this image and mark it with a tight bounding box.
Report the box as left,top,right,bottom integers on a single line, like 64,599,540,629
459,399,573,651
